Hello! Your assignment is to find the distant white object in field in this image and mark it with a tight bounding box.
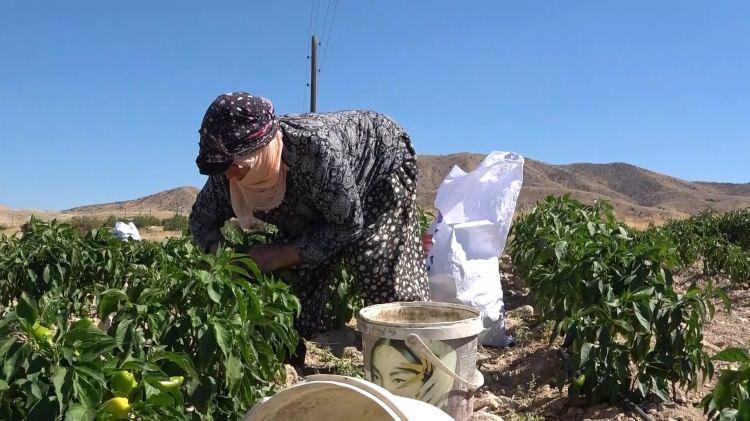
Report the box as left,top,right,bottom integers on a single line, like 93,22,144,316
114,221,141,241
426,151,524,348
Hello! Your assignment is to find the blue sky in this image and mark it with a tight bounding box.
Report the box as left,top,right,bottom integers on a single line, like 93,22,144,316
1,1,748,210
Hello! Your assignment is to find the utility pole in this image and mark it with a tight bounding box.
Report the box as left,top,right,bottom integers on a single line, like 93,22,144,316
310,35,317,113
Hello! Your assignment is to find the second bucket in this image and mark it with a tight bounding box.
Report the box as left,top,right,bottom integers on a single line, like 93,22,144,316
357,301,484,421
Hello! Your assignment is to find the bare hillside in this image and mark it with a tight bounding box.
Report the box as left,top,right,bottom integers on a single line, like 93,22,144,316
8,156,745,227
417,154,750,224
64,187,199,214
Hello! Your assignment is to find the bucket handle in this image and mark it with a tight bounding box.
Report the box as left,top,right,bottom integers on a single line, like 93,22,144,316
405,333,484,391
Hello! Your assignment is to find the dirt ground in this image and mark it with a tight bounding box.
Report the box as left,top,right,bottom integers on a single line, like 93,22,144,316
299,261,749,421
137,228,183,241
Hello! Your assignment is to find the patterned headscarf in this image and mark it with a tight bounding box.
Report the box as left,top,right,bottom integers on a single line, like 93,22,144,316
196,93,279,176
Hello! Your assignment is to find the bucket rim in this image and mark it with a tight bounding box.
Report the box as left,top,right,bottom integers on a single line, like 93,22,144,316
356,301,484,339
244,377,404,420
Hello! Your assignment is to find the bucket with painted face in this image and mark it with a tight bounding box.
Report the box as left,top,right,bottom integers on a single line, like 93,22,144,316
357,302,484,421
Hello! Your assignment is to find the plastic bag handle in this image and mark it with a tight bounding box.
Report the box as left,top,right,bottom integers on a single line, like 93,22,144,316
405,333,484,391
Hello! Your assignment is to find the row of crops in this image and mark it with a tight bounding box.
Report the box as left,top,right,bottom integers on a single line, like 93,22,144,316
2,198,748,419
509,196,750,419
0,219,300,420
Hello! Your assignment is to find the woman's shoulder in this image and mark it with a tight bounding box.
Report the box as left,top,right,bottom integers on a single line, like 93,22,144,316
280,109,401,142
279,111,354,147
279,109,388,126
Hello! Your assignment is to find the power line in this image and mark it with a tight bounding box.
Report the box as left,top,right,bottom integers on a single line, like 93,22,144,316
307,0,315,39
315,0,332,92
320,0,333,45
312,0,322,36
320,0,333,43
307,0,336,111
320,0,339,70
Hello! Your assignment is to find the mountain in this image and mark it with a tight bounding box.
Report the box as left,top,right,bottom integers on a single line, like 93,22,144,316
417,154,750,225
51,156,750,226
63,187,199,215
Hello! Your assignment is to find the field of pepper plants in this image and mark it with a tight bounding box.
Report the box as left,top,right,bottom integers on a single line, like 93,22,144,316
0,219,300,420
508,195,750,420
2,197,750,421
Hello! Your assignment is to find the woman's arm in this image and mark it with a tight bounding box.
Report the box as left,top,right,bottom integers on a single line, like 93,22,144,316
188,176,236,253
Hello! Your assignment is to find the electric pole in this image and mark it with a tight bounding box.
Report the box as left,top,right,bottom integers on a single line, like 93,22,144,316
310,35,317,113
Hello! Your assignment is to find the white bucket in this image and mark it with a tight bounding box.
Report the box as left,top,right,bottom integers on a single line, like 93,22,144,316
357,302,485,421
244,374,452,421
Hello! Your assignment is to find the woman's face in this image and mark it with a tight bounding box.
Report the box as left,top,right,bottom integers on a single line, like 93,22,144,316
371,344,423,398
225,137,271,181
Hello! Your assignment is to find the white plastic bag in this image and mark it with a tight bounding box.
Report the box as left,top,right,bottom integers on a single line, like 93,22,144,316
426,151,524,347
114,221,141,241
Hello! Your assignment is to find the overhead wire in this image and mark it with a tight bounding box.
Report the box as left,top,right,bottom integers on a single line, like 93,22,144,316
312,0,321,37
307,0,316,39
315,0,332,92
305,0,335,111
319,0,333,45
320,0,339,70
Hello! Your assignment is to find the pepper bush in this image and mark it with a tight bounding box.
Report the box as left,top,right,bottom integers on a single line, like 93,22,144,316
654,210,750,286
0,219,299,420
700,347,750,420
509,196,729,405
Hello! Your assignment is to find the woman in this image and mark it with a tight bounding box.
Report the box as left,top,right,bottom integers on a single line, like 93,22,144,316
189,93,431,361
370,338,457,409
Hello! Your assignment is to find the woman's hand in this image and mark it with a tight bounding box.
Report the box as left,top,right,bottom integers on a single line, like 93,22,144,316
247,245,301,273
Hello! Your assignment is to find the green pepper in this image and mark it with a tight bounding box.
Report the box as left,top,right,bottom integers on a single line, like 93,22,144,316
157,376,184,391
110,371,137,397
102,397,130,419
